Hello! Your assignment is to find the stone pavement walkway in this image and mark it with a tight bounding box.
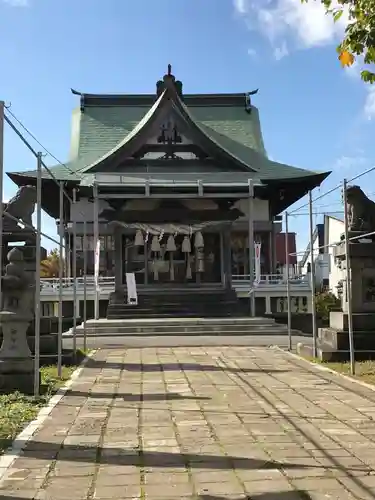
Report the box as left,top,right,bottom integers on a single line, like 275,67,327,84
3,347,375,499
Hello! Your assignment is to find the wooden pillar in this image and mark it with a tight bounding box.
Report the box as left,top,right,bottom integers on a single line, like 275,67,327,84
114,232,123,291
220,232,225,286
270,222,276,273
223,226,232,290
144,239,149,285
64,233,71,277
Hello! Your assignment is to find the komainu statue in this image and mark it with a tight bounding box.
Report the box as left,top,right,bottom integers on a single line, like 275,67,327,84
1,247,34,316
2,185,37,232
345,185,375,233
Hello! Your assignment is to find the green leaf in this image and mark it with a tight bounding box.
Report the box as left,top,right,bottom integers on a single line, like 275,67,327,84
361,70,375,83
302,0,375,85
333,9,344,22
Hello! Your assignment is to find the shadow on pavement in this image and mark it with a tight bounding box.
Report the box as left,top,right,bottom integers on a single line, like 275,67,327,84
19,441,335,471
85,359,290,373
0,492,312,500
65,390,211,401
199,493,312,499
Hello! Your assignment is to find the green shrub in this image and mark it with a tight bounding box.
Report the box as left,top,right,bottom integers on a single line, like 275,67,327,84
315,291,341,321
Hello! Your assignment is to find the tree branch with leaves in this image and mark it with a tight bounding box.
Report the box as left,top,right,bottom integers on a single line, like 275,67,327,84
40,249,63,278
302,0,375,83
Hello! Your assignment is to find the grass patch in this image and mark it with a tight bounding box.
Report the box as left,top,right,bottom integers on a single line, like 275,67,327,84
0,351,88,455
323,360,375,385
304,356,375,385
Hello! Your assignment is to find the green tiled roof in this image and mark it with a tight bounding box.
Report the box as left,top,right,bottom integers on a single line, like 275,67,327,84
189,105,266,156
8,92,328,184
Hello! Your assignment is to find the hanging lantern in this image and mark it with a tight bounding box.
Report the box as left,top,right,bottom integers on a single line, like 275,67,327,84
194,231,204,248
198,258,205,273
169,254,175,281
182,236,191,253
152,260,159,281
134,230,144,246
151,235,161,252
186,253,192,279
196,247,205,273
166,234,176,252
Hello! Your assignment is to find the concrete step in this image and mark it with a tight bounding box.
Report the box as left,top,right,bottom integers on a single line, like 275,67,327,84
81,316,278,326
67,317,292,337
106,290,241,320
106,311,240,319
64,328,296,338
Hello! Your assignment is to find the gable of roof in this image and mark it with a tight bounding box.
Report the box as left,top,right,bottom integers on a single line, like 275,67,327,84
6,71,330,186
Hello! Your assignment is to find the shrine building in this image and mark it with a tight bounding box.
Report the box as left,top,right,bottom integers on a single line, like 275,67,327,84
7,66,330,318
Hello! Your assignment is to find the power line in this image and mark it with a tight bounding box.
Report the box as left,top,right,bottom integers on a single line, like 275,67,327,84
288,173,375,216
5,107,78,178
290,229,375,257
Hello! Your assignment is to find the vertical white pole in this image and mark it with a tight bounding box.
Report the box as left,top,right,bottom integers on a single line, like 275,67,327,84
83,220,87,352
66,236,71,278
285,211,292,351
343,179,355,375
308,190,318,357
57,182,63,377
72,188,77,357
0,101,4,310
248,179,255,317
34,152,42,396
93,183,99,320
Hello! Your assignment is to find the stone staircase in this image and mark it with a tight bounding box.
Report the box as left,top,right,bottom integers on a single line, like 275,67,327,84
68,316,292,337
65,288,296,338
106,288,242,320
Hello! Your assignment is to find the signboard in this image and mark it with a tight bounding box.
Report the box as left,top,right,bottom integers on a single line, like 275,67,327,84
126,273,138,305
254,242,262,283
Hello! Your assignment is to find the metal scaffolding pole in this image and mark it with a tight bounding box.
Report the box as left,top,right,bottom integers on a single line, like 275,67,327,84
57,182,64,377
308,190,318,357
33,152,42,397
285,211,292,351
72,188,77,357
248,179,255,317
93,183,99,320
343,179,355,375
83,220,87,352
0,101,4,310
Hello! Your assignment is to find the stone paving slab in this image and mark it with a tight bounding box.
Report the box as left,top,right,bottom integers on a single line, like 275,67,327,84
4,347,375,498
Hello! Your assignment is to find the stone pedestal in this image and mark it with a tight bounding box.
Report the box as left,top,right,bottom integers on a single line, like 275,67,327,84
316,240,375,361
0,311,37,395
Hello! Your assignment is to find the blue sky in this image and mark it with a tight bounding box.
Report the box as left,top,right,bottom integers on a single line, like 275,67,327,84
0,0,374,257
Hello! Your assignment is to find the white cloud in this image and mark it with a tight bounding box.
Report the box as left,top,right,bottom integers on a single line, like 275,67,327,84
340,56,375,120
364,86,375,120
234,0,348,53
332,155,368,170
2,0,29,5
247,47,257,58
274,41,288,60
234,0,250,14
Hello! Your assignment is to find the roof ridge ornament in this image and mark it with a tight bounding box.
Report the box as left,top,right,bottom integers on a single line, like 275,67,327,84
245,89,259,114
156,64,183,99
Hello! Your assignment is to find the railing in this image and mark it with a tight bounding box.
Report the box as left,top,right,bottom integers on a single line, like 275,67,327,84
232,274,309,284
40,274,311,297
232,274,311,292
40,276,115,296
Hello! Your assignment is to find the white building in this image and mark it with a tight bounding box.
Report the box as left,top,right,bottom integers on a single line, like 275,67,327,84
324,215,345,298
298,216,344,296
